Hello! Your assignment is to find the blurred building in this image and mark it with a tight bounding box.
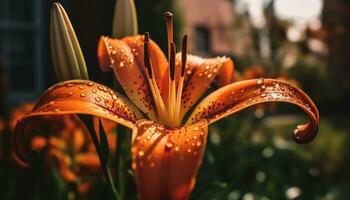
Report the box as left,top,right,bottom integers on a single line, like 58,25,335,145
322,0,350,99
178,0,236,56
0,0,49,108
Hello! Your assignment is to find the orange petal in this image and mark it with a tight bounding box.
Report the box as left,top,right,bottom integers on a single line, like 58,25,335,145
132,119,208,200
97,35,169,119
178,55,234,119
30,136,47,151
75,152,101,172
13,80,143,167
187,78,319,143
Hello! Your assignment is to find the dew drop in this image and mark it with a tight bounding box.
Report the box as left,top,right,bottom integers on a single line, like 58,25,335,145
79,86,84,90
185,138,190,143
54,108,60,112
92,89,97,93
193,135,198,140
67,83,74,87
80,93,86,97
138,151,144,157
257,78,264,85
95,97,101,102
260,93,267,98
175,147,180,152
187,149,192,153
88,82,94,86
165,142,174,151
193,127,199,131
196,142,202,147
49,101,55,105
119,62,125,67
68,92,74,96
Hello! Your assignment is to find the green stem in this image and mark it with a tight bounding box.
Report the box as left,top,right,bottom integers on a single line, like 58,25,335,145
115,125,131,199
79,115,121,200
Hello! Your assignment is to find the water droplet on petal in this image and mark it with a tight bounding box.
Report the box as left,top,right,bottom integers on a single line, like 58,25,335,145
138,151,144,157
95,97,101,102
257,78,264,85
165,142,174,151
80,93,86,97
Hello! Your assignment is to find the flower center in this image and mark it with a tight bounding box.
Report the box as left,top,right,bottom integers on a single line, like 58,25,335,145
143,12,187,128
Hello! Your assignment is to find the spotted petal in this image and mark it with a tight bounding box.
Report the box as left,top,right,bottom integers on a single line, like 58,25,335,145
97,35,168,120
187,79,319,143
176,54,234,120
132,119,208,200
13,80,143,166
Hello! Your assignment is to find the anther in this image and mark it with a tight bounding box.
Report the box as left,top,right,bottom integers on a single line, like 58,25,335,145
181,35,188,77
170,42,176,80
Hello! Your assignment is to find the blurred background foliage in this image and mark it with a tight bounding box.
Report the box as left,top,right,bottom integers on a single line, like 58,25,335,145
1,0,350,199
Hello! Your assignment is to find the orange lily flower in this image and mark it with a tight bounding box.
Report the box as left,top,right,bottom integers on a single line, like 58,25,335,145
13,12,319,200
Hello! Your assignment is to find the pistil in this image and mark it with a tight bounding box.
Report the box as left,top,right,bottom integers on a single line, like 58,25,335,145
164,12,178,127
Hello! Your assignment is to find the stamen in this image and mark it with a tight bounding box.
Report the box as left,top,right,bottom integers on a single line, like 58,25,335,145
144,42,153,78
181,35,188,77
170,43,176,80
169,42,177,126
143,33,167,122
175,35,188,125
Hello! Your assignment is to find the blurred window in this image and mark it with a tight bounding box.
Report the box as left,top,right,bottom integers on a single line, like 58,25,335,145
195,26,211,53
0,0,44,103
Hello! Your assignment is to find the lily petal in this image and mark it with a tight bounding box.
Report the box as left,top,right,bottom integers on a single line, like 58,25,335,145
13,80,143,166
132,119,208,200
177,54,234,119
97,35,168,119
187,79,319,143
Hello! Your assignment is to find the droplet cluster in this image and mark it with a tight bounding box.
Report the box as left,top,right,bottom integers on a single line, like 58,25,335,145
131,120,208,170
33,80,142,123
103,36,155,116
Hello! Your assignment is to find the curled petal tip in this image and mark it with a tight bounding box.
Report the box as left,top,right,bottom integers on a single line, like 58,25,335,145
97,37,113,72
293,125,318,144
